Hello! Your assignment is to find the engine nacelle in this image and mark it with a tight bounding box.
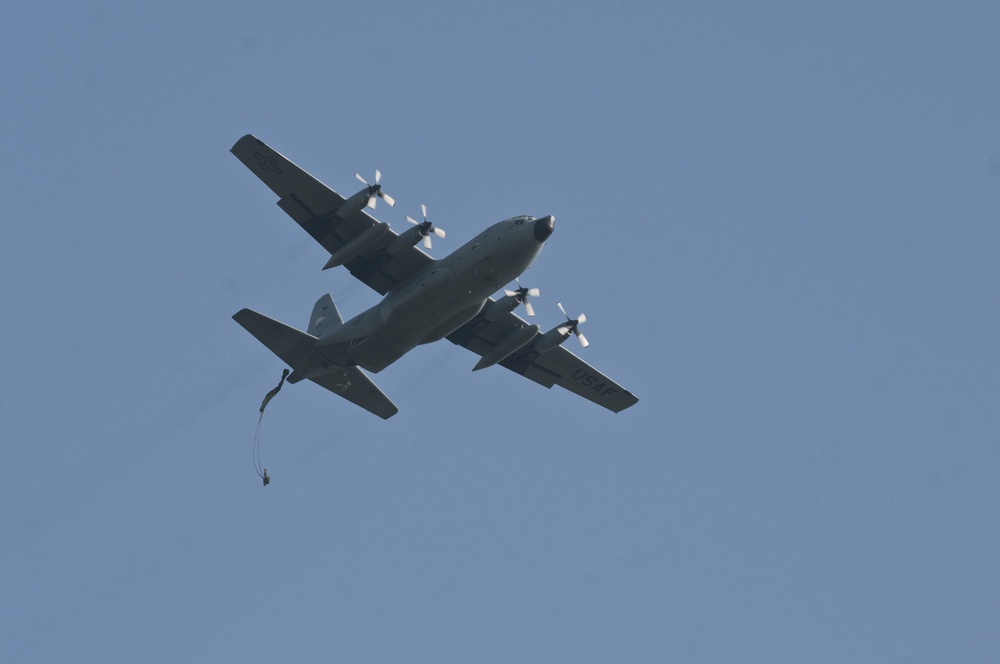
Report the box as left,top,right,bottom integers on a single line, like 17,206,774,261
482,294,522,322
473,323,540,371
322,222,389,269
335,188,372,219
387,225,426,255
532,324,571,354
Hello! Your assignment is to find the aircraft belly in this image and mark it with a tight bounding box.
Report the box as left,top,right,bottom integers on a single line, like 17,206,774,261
346,235,539,371
420,301,486,343
350,298,460,372
385,292,483,344
349,333,409,373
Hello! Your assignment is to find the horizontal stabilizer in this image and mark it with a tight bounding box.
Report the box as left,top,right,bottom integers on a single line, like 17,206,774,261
309,368,398,419
233,309,319,371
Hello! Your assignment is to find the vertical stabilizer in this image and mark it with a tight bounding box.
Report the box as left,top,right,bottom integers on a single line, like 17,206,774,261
308,294,343,337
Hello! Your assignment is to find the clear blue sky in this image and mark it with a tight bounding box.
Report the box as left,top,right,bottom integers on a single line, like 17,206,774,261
3,1,999,661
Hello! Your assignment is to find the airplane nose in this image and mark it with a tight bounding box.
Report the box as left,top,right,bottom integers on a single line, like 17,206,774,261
533,215,555,242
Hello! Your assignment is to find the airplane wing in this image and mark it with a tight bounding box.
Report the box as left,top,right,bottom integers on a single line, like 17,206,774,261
447,304,639,413
230,134,433,294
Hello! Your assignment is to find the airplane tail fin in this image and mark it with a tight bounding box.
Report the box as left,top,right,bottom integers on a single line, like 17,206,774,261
307,293,343,337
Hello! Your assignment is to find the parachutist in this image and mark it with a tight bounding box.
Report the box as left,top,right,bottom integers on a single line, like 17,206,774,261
254,369,289,485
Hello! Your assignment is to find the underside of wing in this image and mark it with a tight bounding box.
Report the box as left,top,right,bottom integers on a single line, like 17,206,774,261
503,346,639,413
447,304,639,413
231,134,433,294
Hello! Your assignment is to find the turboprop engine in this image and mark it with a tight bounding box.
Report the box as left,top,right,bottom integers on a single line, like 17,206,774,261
533,303,588,353
388,204,446,255
482,281,540,321
335,169,395,219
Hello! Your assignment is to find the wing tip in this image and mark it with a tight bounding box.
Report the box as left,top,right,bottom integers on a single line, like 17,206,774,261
230,133,261,155
232,308,256,325
612,393,640,413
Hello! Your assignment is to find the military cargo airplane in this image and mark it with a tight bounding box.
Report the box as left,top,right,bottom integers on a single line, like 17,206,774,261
231,135,638,418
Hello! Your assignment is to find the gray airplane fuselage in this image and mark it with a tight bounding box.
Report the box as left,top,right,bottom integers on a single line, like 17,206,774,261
314,214,554,373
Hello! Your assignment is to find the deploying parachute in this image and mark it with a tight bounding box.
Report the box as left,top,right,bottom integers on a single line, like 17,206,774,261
253,368,289,486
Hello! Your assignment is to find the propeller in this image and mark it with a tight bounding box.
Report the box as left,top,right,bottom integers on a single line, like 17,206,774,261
405,203,446,249
505,279,540,317
355,169,395,209
557,302,589,348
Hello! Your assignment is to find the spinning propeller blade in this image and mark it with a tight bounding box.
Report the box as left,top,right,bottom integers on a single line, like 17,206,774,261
406,203,446,250
355,169,395,209
504,279,540,317
557,302,589,348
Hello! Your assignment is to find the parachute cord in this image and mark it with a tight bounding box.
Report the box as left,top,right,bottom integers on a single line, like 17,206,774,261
253,368,289,486
253,411,265,479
